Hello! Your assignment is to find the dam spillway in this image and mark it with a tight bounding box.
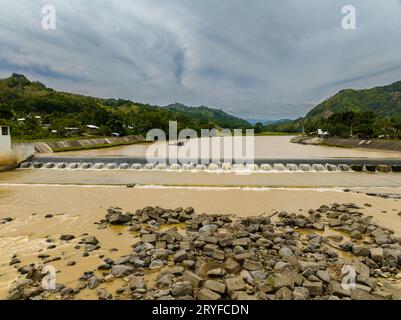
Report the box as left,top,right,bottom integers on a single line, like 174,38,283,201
18,156,401,173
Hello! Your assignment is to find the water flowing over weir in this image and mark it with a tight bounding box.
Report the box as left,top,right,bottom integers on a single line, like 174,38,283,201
18,156,401,173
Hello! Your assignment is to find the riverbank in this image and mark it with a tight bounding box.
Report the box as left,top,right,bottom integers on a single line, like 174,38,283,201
1,185,401,300
32,135,146,153
291,136,401,152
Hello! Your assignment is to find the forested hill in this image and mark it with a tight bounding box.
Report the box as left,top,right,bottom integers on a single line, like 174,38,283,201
306,80,401,120
0,74,251,140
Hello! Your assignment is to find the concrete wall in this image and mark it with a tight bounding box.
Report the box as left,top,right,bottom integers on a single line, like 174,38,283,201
34,135,144,153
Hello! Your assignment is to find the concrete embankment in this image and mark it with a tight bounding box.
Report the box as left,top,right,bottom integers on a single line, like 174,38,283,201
0,143,34,172
34,135,144,153
291,136,401,152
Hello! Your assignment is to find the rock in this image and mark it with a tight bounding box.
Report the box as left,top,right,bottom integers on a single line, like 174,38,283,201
67,261,76,267
107,212,131,225
232,238,250,247
243,259,263,271
279,247,294,257
44,214,53,219
7,290,22,300
130,276,145,290
171,281,193,297
293,287,310,300
183,271,203,288
141,234,157,243
211,249,225,261
274,261,293,273
197,288,221,300
173,250,188,263
273,273,294,290
328,281,351,298
60,235,75,241
370,247,384,262
207,268,226,277
302,280,323,296
105,274,115,282
352,245,370,257
111,265,133,278
85,244,100,252
82,236,99,245
316,270,331,283
225,259,242,274
97,288,112,300
351,289,374,300
351,230,362,240
225,277,246,293
88,276,101,289
204,280,226,294
9,258,21,265
275,287,293,300
149,259,165,270
157,274,172,287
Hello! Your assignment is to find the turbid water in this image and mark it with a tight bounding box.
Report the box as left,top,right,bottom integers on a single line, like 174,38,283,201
49,136,401,159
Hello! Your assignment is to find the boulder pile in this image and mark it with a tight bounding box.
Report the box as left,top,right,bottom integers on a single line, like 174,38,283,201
8,204,401,300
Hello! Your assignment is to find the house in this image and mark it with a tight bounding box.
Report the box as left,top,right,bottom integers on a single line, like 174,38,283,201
86,124,100,130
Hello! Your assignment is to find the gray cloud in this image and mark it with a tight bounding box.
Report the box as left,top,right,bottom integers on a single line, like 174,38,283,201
1,0,401,119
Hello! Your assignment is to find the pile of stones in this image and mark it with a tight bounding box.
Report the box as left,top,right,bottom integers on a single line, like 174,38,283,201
7,204,401,300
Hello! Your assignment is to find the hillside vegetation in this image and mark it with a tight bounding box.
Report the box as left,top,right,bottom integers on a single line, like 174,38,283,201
0,74,251,140
264,80,401,138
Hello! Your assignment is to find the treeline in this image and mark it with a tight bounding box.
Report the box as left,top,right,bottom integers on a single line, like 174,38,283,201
0,74,251,140
262,111,401,139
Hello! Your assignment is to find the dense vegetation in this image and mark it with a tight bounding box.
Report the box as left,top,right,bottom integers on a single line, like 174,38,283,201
263,80,401,139
0,74,251,141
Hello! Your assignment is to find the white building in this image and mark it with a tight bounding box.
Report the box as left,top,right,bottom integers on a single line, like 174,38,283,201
0,124,12,164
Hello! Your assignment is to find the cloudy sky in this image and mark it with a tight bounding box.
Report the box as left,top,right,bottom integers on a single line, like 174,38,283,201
1,0,401,119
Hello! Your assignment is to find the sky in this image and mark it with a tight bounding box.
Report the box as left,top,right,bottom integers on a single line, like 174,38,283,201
1,0,401,120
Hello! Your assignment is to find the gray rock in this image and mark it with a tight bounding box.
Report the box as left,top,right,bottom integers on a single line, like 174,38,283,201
302,280,323,296
293,287,310,300
183,271,203,288
328,281,351,298
279,247,294,257
82,236,99,245
111,265,134,278
141,234,157,243
204,280,226,294
225,277,246,293
275,287,293,300
88,276,101,289
171,281,193,297
173,250,188,263
197,288,221,300
272,273,294,290
224,259,242,274
130,276,145,290
352,245,370,257
370,247,384,262
60,234,75,241
316,270,331,283
243,259,263,271
107,212,131,225
149,259,165,270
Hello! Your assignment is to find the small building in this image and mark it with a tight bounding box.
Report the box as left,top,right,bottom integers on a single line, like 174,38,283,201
86,124,100,130
0,124,12,165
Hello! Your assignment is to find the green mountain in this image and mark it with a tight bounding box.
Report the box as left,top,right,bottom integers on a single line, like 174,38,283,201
0,74,251,140
166,103,250,128
306,80,401,120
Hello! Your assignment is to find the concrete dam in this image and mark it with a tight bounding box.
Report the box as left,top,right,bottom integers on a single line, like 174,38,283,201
19,156,401,173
